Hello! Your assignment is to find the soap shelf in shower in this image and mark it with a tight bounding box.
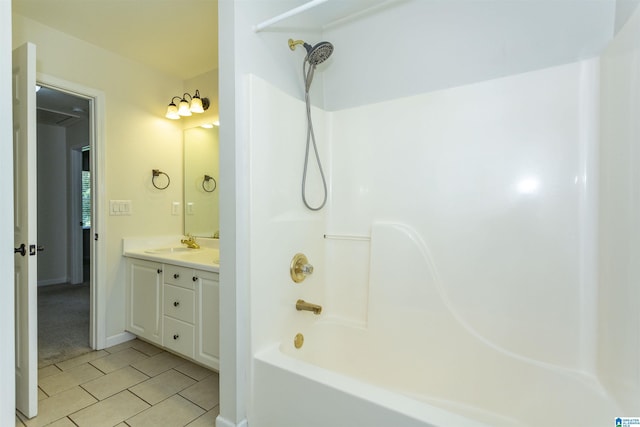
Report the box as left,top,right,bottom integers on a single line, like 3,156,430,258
253,0,397,32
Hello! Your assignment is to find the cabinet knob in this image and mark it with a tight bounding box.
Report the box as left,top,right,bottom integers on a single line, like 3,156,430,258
157,269,162,274
173,301,180,307
192,276,198,282
173,273,180,279
173,334,180,340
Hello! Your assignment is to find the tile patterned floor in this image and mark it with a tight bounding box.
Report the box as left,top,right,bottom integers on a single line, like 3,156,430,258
16,339,219,427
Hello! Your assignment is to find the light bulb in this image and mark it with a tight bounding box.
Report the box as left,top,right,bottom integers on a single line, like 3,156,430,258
190,96,204,113
178,99,192,116
165,103,180,120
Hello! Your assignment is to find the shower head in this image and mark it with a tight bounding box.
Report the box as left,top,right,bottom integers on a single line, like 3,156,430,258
289,39,334,66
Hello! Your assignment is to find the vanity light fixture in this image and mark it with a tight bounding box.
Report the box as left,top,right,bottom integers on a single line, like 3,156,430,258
165,90,210,120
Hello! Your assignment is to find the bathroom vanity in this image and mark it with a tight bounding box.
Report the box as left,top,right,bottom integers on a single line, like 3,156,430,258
123,237,220,371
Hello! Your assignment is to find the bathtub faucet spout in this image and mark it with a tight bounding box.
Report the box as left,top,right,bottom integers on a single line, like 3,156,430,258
296,299,322,315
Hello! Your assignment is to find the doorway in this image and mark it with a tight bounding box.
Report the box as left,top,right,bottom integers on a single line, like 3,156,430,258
35,85,93,367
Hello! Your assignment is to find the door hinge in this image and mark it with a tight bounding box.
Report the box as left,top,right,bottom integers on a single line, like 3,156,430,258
94,233,99,241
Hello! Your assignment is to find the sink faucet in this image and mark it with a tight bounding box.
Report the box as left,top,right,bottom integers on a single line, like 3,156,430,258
180,234,200,249
296,299,322,315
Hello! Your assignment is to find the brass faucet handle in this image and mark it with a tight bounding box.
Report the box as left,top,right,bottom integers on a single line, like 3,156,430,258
181,235,200,249
290,253,313,283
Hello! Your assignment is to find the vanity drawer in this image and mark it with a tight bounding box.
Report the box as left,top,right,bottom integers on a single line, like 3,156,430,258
163,316,195,358
164,265,195,290
164,284,195,323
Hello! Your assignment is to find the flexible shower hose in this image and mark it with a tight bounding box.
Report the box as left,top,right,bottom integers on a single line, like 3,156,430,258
301,60,328,211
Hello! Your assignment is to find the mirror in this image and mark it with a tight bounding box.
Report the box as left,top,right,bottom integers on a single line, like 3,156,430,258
184,126,219,237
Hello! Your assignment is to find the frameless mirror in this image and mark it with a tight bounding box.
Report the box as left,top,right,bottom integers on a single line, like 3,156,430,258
184,126,219,237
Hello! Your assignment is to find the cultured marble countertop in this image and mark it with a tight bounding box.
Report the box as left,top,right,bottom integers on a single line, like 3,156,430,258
123,235,220,273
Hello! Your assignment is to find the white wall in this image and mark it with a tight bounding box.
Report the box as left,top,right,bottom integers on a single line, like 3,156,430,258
0,0,16,425
37,123,69,286
218,2,327,425
322,0,614,111
248,75,328,354
327,59,600,370
12,14,184,345
183,68,219,129
598,4,640,413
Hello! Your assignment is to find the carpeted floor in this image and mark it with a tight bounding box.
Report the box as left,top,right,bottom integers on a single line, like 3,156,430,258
38,282,92,368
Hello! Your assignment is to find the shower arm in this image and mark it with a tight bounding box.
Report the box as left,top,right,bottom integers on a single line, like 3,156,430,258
288,39,306,51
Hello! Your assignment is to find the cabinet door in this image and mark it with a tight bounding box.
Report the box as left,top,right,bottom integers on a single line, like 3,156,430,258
126,259,163,345
194,270,219,370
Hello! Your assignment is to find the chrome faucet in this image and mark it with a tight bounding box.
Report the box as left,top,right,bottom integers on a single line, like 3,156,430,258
296,299,322,315
180,234,200,249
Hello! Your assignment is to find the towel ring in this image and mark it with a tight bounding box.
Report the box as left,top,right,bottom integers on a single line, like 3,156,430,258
202,174,217,193
152,169,170,190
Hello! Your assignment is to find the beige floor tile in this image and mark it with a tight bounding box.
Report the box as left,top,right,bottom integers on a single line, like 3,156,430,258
179,374,219,411
39,363,104,396
130,369,196,405
103,340,136,354
174,360,215,381
126,395,205,427
37,387,47,401
186,407,220,427
15,414,25,426
23,386,97,427
90,348,148,374
81,366,149,400
55,350,109,371
130,339,165,356
46,417,76,427
38,365,61,380
131,351,185,377
69,390,149,427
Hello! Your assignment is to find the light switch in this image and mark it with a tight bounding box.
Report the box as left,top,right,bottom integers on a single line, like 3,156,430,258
172,202,180,215
109,200,132,216
109,200,120,215
187,202,195,215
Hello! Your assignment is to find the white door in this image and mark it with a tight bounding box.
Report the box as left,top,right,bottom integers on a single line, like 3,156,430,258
13,42,38,419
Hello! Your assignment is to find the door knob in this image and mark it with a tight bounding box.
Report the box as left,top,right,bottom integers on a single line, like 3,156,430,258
14,244,26,256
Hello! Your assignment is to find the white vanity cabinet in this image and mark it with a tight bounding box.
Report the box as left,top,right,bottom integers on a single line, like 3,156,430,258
125,258,163,345
125,256,220,370
163,264,196,358
194,270,220,369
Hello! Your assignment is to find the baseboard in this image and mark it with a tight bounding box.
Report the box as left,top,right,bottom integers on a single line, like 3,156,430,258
104,331,136,349
37,277,70,287
216,415,248,427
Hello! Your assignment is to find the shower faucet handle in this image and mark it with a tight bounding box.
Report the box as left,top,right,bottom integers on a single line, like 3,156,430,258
290,253,313,283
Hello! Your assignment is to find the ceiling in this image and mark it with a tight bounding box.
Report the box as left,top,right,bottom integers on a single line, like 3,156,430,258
12,0,219,81
36,86,89,127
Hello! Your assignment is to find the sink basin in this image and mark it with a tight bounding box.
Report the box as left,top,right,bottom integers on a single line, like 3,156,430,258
145,247,195,254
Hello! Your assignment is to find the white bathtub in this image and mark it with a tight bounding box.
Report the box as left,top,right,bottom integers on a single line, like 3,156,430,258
251,222,622,426
253,318,621,427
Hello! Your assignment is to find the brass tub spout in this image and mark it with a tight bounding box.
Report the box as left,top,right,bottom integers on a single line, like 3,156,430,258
296,299,322,315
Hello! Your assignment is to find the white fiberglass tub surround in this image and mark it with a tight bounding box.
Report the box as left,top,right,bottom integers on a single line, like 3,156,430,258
255,222,620,427
247,26,638,423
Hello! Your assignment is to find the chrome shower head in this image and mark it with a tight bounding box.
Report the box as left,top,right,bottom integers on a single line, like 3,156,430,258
306,41,333,65
289,39,334,65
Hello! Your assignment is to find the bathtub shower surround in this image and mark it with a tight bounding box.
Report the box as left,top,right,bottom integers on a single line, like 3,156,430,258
247,36,638,425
